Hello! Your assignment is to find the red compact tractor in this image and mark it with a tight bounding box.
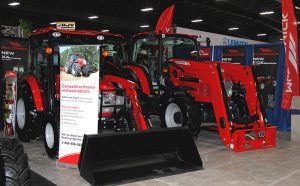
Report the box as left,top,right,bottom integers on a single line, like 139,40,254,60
63,53,91,77
15,27,148,158
109,31,277,152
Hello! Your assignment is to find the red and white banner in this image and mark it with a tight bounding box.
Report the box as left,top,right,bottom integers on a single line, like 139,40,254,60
155,5,174,33
281,0,299,110
58,45,99,166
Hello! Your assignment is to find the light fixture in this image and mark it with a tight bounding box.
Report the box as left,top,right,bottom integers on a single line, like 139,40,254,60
228,27,239,31
140,25,150,28
8,2,20,6
259,11,274,15
191,19,203,23
141,7,153,12
257,33,267,36
280,38,283,41
101,29,109,33
88,16,98,19
298,21,300,24
295,6,300,10
49,22,56,25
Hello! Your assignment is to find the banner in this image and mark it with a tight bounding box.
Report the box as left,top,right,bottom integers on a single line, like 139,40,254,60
155,5,174,33
222,47,246,64
58,45,99,166
253,45,280,109
0,37,28,73
281,0,299,110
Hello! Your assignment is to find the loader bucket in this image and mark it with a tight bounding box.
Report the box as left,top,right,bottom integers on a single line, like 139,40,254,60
78,127,202,185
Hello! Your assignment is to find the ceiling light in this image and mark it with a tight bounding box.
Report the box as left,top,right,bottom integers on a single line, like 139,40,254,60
140,25,150,28
8,2,20,6
295,6,300,10
257,33,267,36
228,27,239,31
141,7,153,12
191,19,203,23
88,16,98,19
101,29,109,33
49,22,56,25
259,11,274,15
280,38,283,41
298,21,300,24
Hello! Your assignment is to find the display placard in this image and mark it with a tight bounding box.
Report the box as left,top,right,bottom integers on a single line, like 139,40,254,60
58,45,99,166
222,47,246,64
199,48,210,60
253,45,279,109
0,37,28,73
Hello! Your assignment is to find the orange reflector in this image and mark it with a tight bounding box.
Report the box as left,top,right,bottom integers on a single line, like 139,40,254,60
163,68,168,73
102,51,109,57
45,47,53,54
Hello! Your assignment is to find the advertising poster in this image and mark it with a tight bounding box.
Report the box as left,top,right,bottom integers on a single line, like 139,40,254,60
0,37,28,73
58,45,99,166
253,46,279,109
222,47,246,64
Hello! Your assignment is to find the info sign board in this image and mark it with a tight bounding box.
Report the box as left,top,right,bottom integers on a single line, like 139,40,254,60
58,45,99,166
222,47,246,64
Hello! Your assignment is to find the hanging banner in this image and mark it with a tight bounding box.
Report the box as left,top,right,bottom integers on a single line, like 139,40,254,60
155,5,175,33
0,37,28,73
222,47,246,64
58,45,99,166
281,0,299,110
253,45,280,109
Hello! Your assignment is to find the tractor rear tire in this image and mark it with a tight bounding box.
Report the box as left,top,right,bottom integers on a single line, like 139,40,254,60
64,61,72,74
42,116,59,159
160,95,201,137
15,84,35,142
0,138,31,186
71,63,81,77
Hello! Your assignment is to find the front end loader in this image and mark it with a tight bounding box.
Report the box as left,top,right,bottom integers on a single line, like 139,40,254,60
118,32,276,152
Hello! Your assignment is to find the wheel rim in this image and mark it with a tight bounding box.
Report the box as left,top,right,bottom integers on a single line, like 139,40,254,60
45,122,55,149
165,103,183,127
71,66,75,75
64,65,68,72
16,98,26,129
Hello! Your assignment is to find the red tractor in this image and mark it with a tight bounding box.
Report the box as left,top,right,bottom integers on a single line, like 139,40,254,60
109,31,277,152
15,27,148,158
64,53,91,77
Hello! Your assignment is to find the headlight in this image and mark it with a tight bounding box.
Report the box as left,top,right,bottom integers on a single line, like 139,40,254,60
103,92,116,101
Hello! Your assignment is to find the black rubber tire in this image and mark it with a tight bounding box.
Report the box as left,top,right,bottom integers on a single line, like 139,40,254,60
81,63,91,77
15,83,35,142
63,61,72,74
160,95,201,137
71,63,81,77
42,116,59,159
0,149,5,186
0,138,31,186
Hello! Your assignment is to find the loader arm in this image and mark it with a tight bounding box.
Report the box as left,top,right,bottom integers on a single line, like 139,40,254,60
103,75,149,130
167,59,276,152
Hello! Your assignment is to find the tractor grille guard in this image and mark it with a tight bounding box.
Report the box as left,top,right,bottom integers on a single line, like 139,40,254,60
99,88,128,132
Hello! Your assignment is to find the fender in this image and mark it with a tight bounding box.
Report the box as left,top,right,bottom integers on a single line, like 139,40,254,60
124,65,151,95
21,75,44,112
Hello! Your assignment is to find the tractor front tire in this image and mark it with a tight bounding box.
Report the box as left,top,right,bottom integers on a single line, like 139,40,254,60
0,138,31,186
71,63,82,77
82,64,91,77
160,95,201,137
15,85,35,142
42,116,59,159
